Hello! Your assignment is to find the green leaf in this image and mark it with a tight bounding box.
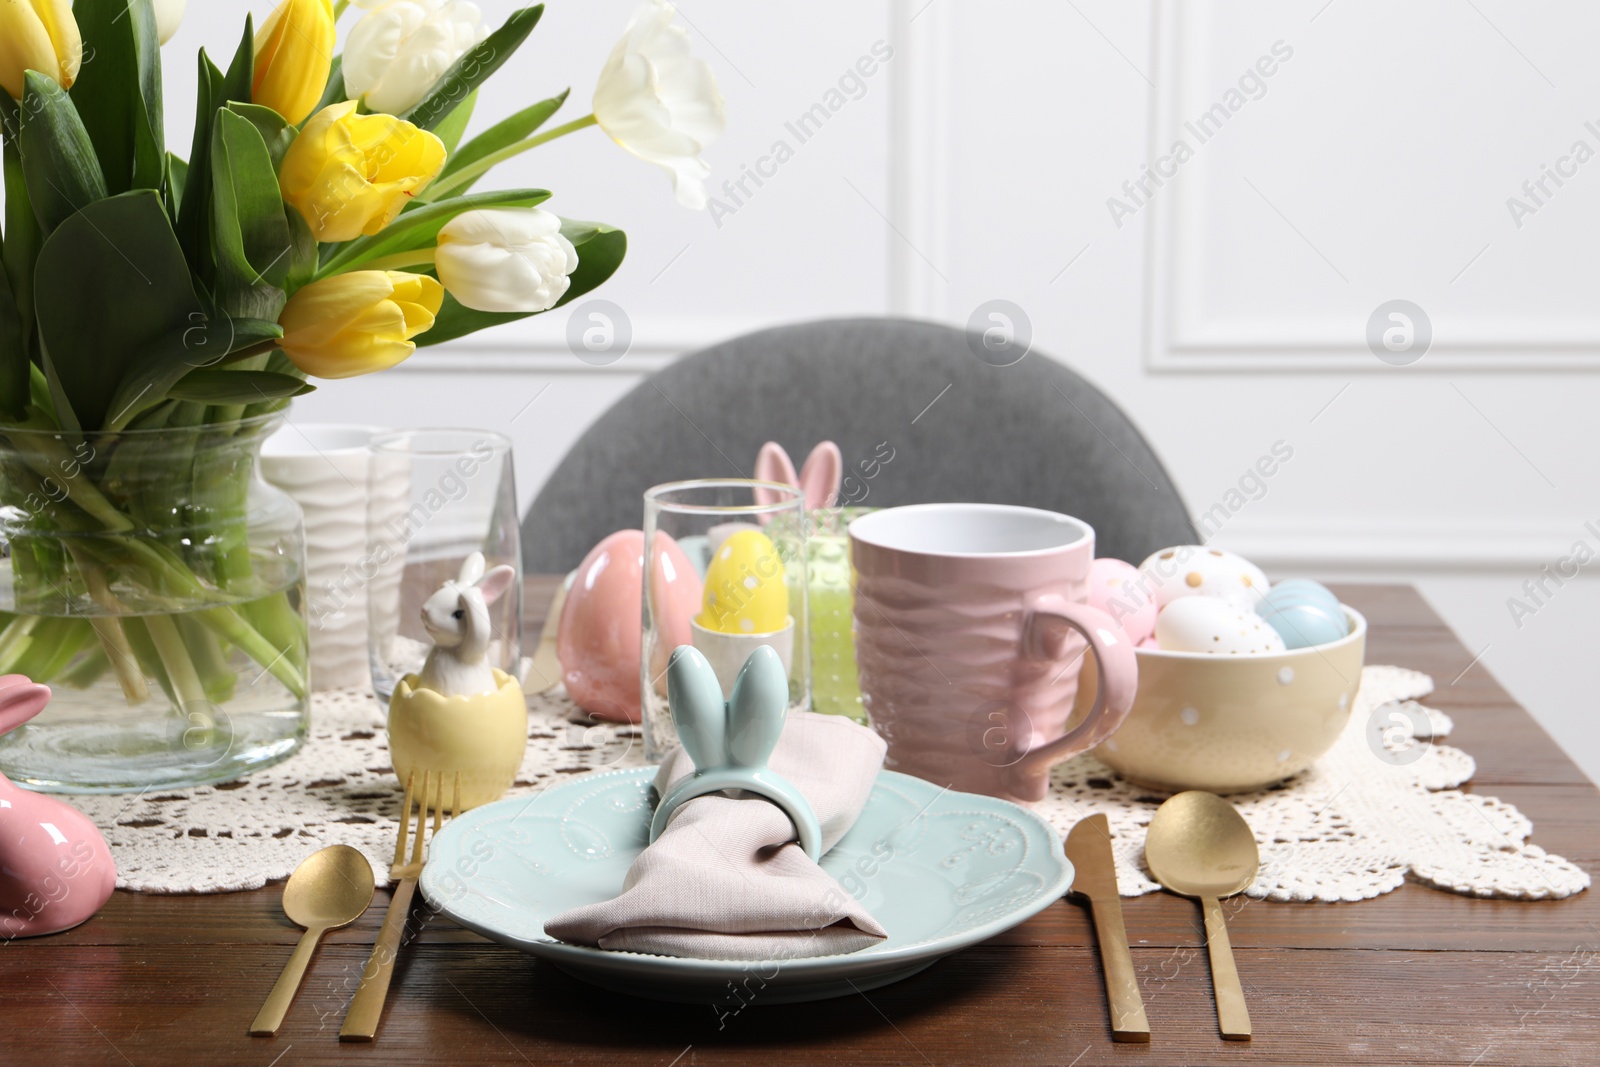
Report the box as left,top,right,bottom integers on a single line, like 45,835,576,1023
312,56,347,117
28,362,57,425
177,18,253,286
400,5,545,133
166,152,189,217
218,15,255,108
284,208,318,293
418,219,625,347
176,49,226,282
1,106,41,350
39,352,79,431
18,73,109,233
106,314,287,427
432,90,479,156
70,0,166,195
315,188,552,278
437,89,567,196
167,369,312,404
210,110,292,321
0,231,26,419
216,317,286,357
33,191,205,429
225,104,296,172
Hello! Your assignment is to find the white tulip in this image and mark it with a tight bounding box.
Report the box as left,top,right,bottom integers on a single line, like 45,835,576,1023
343,0,488,116
593,0,726,210
434,208,579,314
152,0,186,44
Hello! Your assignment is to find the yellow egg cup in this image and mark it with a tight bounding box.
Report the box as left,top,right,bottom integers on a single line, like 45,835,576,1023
387,669,527,812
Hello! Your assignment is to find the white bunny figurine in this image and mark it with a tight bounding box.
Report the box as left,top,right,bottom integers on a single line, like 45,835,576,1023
417,552,518,697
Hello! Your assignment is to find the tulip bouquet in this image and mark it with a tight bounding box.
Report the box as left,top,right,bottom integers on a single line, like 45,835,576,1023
0,0,723,771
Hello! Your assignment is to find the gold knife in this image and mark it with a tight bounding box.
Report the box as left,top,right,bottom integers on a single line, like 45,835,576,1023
1066,813,1150,1042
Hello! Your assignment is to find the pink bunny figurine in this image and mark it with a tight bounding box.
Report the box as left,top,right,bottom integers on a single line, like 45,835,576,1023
753,441,843,513
0,676,117,938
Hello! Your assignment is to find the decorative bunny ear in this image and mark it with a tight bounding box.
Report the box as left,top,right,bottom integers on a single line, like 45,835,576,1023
753,440,843,511
796,442,842,511
476,564,516,606
458,552,487,586
725,645,788,769
0,674,51,738
753,442,799,511
666,645,728,773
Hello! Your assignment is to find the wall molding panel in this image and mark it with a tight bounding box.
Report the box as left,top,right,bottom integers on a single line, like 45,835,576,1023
1142,0,1600,372
1217,514,1588,573
888,0,953,319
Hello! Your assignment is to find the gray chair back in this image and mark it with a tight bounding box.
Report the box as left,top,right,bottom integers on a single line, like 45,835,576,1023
522,318,1196,571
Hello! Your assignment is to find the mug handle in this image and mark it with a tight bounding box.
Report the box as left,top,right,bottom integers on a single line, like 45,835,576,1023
1016,593,1138,777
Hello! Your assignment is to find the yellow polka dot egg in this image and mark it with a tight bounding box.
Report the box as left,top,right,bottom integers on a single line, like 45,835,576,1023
698,529,790,635
1137,545,1269,613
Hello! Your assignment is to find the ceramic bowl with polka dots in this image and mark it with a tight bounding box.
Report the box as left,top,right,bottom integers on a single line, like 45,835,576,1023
1071,606,1366,793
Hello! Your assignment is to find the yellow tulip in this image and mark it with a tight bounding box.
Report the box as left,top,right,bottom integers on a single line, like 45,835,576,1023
0,0,81,100
279,102,447,243
253,0,335,125
278,271,443,380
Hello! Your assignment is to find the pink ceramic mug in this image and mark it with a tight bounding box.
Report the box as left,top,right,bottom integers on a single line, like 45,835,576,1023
849,504,1138,803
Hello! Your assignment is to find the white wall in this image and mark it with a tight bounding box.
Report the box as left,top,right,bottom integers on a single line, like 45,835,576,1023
161,2,1597,781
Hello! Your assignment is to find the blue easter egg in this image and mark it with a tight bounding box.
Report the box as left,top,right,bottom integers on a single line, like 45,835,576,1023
1256,580,1347,649
1267,579,1342,608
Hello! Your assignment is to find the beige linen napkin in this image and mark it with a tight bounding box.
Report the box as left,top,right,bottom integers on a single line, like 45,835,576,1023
545,711,890,960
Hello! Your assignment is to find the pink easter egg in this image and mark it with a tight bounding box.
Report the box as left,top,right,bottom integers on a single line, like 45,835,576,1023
558,531,701,722
1087,557,1158,646
0,677,117,938
1138,635,1161,649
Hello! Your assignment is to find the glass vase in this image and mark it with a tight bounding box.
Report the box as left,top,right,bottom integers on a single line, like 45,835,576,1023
0,414,310,793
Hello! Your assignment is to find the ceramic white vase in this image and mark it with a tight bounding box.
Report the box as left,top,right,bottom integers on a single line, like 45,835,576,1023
261,424,393,691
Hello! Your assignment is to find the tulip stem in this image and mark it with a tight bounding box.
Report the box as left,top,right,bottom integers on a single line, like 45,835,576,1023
358,248,438,273
425,113,599,201
333,0,351,18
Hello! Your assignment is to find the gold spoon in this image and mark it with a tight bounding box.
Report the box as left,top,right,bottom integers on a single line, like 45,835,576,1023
250,844,376,1036
1144,791,1260,1041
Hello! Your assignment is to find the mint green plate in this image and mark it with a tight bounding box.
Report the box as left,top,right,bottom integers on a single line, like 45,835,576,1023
419,767,1072,1004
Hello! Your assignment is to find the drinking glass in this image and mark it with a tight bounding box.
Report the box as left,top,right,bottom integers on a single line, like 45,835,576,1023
365,430,522,704
641,480,809,762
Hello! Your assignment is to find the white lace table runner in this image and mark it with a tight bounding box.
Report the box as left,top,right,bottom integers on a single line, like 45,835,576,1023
80,665,1589,900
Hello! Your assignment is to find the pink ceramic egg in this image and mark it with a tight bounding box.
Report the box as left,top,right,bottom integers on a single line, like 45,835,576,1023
0,676,117,937
558,531,701,722
1086,557,1158,646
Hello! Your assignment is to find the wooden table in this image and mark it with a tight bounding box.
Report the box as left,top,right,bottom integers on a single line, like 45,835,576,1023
2,581,1596,1066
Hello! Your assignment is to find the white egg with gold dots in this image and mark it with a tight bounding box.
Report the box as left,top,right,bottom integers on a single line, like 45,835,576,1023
1137,545,1270,612
1154,595,1287,655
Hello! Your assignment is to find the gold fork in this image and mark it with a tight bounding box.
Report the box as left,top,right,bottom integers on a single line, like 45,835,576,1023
340,769,459,1042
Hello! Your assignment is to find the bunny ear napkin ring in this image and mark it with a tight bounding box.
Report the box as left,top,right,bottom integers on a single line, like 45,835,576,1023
648,644,823,861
